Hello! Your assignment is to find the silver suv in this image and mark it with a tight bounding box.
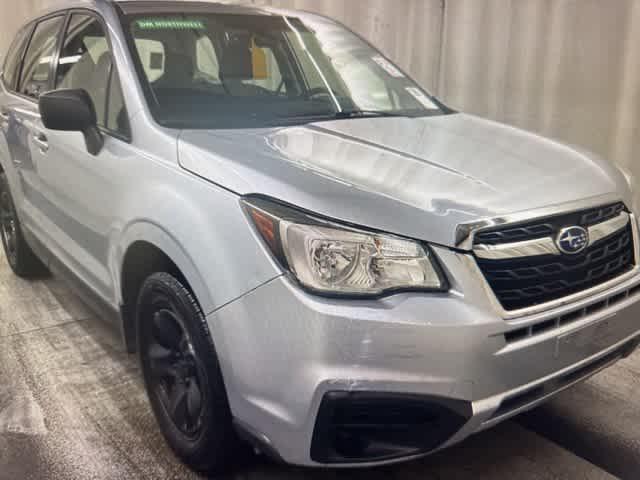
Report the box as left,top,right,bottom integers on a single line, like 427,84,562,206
1,0,639,473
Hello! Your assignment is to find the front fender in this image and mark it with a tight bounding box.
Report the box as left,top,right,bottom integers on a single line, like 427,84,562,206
114,220,215,312
111,176,282,315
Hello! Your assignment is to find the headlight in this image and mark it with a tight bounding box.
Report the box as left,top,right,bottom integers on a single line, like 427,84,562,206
243,197,447,296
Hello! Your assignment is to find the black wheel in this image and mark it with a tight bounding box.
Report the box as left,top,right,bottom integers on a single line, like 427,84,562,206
0,172,48,277
137,272,242,474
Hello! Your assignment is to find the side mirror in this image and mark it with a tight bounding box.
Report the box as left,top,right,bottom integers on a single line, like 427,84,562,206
39,89,104,155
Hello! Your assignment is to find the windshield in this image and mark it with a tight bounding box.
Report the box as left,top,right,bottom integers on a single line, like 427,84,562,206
124,11,445,128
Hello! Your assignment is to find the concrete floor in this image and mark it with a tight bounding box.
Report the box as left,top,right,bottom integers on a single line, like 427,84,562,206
0,254,639,479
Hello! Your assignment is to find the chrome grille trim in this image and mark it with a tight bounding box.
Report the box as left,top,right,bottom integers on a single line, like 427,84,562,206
474,237,559,260
473,211,630,260
455,193,623,250
462,213,640,319
588,211,630,244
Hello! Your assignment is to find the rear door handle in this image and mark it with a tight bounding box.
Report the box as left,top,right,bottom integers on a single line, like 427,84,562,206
32,132,49,153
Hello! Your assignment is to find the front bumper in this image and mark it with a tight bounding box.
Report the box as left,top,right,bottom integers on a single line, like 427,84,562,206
207,247,640,467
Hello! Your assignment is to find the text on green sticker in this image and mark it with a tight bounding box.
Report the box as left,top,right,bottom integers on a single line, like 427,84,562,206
136,19,205,30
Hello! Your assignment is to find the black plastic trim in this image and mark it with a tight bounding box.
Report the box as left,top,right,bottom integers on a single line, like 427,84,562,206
310,391,471,464
233,419,286,464
22,229,125,339
119,302,137,354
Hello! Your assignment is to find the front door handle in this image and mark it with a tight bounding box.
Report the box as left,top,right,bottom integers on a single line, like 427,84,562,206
0,110,9,121
32,132,49,153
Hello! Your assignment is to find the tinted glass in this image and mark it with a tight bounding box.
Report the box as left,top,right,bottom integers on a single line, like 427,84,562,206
57,14,128,135
124,13,443,128
2,25,32,90
19,16,64,99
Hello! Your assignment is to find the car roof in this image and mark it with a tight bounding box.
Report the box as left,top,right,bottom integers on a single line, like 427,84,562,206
115,1,277,16
28,0,300,24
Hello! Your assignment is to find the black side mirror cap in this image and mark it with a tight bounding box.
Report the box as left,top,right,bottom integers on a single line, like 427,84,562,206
39,89,104,155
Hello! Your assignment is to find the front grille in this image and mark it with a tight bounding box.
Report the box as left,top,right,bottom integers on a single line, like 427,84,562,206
475,203,625,245
474,203,635,311
504,281,640,343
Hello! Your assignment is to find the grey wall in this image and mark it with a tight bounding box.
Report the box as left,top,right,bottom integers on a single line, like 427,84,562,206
1,0,639,180
0,0,57,50
438,0,640,176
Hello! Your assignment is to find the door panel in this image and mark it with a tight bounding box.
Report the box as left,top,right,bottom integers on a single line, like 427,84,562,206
5,16,65,266
31,129,127,300
1,24,34,219
32,12,132,306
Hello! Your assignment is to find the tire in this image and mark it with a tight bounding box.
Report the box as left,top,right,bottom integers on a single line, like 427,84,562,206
136,272,243,474
0,172,48,278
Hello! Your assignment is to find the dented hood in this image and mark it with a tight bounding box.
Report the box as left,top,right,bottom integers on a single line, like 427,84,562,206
178,113,630,248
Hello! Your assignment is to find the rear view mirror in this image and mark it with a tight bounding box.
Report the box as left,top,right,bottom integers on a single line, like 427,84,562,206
39,89,104,155
219,35,254,80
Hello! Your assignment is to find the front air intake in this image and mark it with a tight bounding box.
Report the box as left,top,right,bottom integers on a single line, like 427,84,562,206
310,392,471,463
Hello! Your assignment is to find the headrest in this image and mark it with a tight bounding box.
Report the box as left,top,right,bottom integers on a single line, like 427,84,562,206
156,51,194,86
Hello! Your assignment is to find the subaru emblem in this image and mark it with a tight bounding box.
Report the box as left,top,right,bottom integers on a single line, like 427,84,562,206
556,226,589,255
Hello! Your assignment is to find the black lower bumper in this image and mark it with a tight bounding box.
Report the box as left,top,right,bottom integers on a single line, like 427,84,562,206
310,392,472,464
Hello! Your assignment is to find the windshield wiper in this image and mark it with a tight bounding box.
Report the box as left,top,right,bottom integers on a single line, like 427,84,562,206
273,110,408,125
333,110,407,118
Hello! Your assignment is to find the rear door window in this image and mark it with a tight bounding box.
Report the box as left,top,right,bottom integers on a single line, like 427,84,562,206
18,15,65,99
2,25,33,91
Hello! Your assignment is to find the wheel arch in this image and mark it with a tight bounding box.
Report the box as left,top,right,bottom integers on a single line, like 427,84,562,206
115,221,215,353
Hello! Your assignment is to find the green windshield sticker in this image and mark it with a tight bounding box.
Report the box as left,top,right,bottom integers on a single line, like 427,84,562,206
136,19,205,30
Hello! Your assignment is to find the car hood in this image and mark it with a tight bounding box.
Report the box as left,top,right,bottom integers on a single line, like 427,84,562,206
178,113,630,248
